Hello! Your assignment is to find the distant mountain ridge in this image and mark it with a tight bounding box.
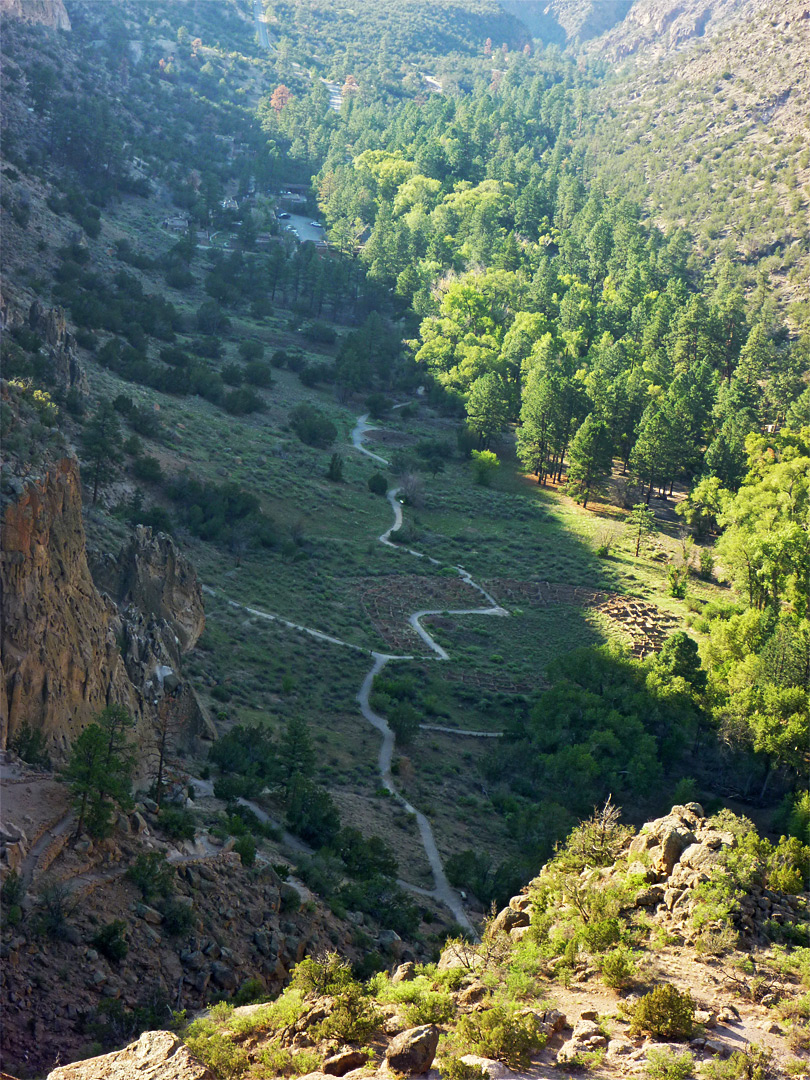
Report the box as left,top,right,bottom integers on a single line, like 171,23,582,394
499,1,632,44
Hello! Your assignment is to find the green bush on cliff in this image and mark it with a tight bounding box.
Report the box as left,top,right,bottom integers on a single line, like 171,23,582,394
183,1016,248,1079
92,920,129,963
125,852,175,902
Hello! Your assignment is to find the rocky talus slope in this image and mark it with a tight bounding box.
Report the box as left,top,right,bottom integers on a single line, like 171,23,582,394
35,804,808,1080
0,750,364,1075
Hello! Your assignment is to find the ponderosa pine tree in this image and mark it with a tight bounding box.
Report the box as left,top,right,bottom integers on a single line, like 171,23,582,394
567,413,613,507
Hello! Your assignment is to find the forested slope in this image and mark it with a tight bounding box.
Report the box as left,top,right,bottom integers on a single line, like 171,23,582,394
582,0,810,324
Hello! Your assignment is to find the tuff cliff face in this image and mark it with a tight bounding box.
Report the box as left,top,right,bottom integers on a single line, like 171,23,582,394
0,295,88,395
0,0,71,30
588,0,754,59
92,526,205,656
0,456,137,755
27,298,89,395
0,458,207,758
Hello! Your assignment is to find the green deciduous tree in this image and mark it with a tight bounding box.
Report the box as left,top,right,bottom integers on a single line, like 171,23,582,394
465,372,510,447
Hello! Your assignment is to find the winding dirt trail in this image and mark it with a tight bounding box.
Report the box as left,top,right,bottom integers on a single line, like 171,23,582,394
199,411,509,934
348,412,512,933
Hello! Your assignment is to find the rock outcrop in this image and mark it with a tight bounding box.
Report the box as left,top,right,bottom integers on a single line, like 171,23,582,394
27,299,88,395
91,526,205,655
46,1031,213,1080
0,0,70,30
489,802,809,956
587,0,757,59
0,457,138,754
0,460,209,759
0,296,88,395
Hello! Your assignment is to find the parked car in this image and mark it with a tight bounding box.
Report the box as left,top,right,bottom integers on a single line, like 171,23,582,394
309,220,323,228
277,212,290,219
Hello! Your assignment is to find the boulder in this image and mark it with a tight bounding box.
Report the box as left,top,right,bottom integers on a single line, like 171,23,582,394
211,961,237,991
322,1050,368,1076
678,843,727,873
508,894,533,913
459,1057,518,1079
138,905,163,925
458,981,487,1006
46,1030,214,1079
489,906,530,935
391,961,416,984
634,885,665,907
379,929,403,955
385,1025,440,1075
437,942,479,971
703,1039,728,1056
543,1009,567,1033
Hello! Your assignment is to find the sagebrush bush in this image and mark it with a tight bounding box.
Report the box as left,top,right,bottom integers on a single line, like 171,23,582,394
439,1056,489,1080
257,1040,321,1077
700,1045,772,1080
126,852,175,901
600,946,637,989
629,983,695,1040
158,807,196,841
403,990,454,1025
368,472,388,495
644,1047,695,1080
314,983,382,1043
456,1003,546,1069
183,1017,248,1079
92,920,129,963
